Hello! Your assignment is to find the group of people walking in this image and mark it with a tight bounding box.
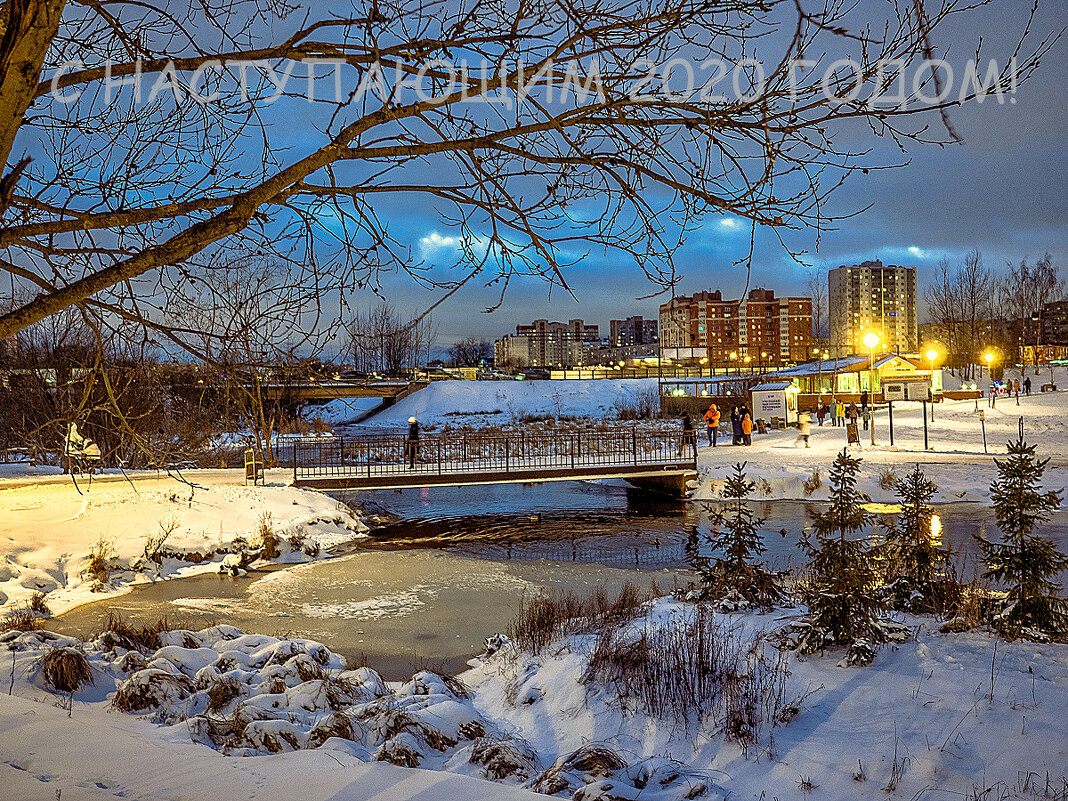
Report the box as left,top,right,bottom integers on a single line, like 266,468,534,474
813,392,871,430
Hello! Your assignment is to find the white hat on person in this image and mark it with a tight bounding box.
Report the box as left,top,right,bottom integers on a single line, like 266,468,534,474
408,417,417,424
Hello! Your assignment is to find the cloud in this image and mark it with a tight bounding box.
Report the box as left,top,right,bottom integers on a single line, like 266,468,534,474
418,231,459,259
718,217,741,230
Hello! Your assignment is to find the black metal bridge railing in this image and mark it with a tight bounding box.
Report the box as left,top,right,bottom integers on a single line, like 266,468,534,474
291,429,697,484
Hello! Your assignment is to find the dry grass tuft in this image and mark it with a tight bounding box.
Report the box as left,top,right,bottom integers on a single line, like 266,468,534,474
469,736,541,782
40,647,94,694
256,512,280,560
584,606,793,752
509,583,647,655
802,468,822,496
96,612,168,653
84,535,117,590
441,673,470,699
307,712,356,747
2,603,40,632
113,671,193,712
207,677,244,713
29,591,51,617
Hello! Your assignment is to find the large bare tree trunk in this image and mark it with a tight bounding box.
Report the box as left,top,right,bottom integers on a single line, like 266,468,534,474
0,0,64,170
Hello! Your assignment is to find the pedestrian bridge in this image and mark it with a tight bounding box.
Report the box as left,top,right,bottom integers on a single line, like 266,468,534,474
290,430,697,495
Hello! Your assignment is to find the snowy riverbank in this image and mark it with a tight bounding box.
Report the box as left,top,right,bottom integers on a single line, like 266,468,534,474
0,472,367,617
1,600,1066,801
693,390,1068,504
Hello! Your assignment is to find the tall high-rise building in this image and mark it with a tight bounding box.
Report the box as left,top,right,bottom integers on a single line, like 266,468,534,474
609,315,658,347
658,288,813,363
829,260,917,356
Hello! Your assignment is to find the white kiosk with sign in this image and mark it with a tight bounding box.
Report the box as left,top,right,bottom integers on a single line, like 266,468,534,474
750,382,800,427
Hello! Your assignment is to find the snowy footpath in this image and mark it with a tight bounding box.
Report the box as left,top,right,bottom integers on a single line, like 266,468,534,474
0,469,367,617
693,389,1068,504
0,601,1066,801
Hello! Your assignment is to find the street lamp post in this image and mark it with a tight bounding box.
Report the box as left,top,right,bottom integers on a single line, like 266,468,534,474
925,348,939,422
983,350,997,408
863,332,881,446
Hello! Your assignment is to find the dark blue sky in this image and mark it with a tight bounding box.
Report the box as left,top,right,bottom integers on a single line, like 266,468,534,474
335,0,1068,345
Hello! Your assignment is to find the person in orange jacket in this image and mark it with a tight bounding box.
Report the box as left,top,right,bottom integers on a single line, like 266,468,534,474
741,413,753,445
702,403,721,447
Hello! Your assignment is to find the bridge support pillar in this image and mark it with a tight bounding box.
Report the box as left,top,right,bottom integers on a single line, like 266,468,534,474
624,471,696,498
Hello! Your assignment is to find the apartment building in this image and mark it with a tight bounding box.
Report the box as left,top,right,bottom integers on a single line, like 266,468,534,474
494,319,600,368
658,288,813,363
828,260,917,356
609,316,659,347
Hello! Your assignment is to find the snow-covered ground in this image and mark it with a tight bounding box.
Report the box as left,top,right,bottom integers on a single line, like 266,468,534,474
694,389,1068,504
350,378,661,428
2,601,1065,801
0,471,367,617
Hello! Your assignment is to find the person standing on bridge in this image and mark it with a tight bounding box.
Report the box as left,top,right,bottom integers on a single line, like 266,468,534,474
405,416,420,469
703,403,720,447
679,412,697,457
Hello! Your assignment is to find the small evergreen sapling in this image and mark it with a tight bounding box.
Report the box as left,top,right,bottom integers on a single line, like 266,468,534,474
879,465,947,611
798,449,886,664
686,463,779,608
975,439,1067,640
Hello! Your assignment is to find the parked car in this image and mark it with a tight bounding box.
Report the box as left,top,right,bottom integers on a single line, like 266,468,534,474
518,368,551,380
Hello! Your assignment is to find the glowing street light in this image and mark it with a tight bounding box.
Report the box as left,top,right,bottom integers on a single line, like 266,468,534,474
983,349,999,407
924,346,941,421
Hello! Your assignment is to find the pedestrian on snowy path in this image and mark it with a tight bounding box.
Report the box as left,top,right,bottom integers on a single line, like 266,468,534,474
405,416,420,468
703,404,720,447
1025,376,1032,395
862,407,870,430
835,400,846,426
730,407,742,445
861,391,869,414
847,402,858,426
796,411,811,448
816,402,826,426
741,413,753,445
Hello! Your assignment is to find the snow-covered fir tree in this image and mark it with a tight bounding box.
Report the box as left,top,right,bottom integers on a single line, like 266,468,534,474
976,439,1067,640
798,449,887,665
687,462,779,608
879,465,947,611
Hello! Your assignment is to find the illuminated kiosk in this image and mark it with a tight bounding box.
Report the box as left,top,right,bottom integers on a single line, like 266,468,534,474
750,381,800,427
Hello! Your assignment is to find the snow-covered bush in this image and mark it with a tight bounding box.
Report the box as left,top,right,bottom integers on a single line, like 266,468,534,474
114,668,194,719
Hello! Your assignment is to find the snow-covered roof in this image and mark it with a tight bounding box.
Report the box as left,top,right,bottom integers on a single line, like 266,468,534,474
765,355,869,377
751,382,796,391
